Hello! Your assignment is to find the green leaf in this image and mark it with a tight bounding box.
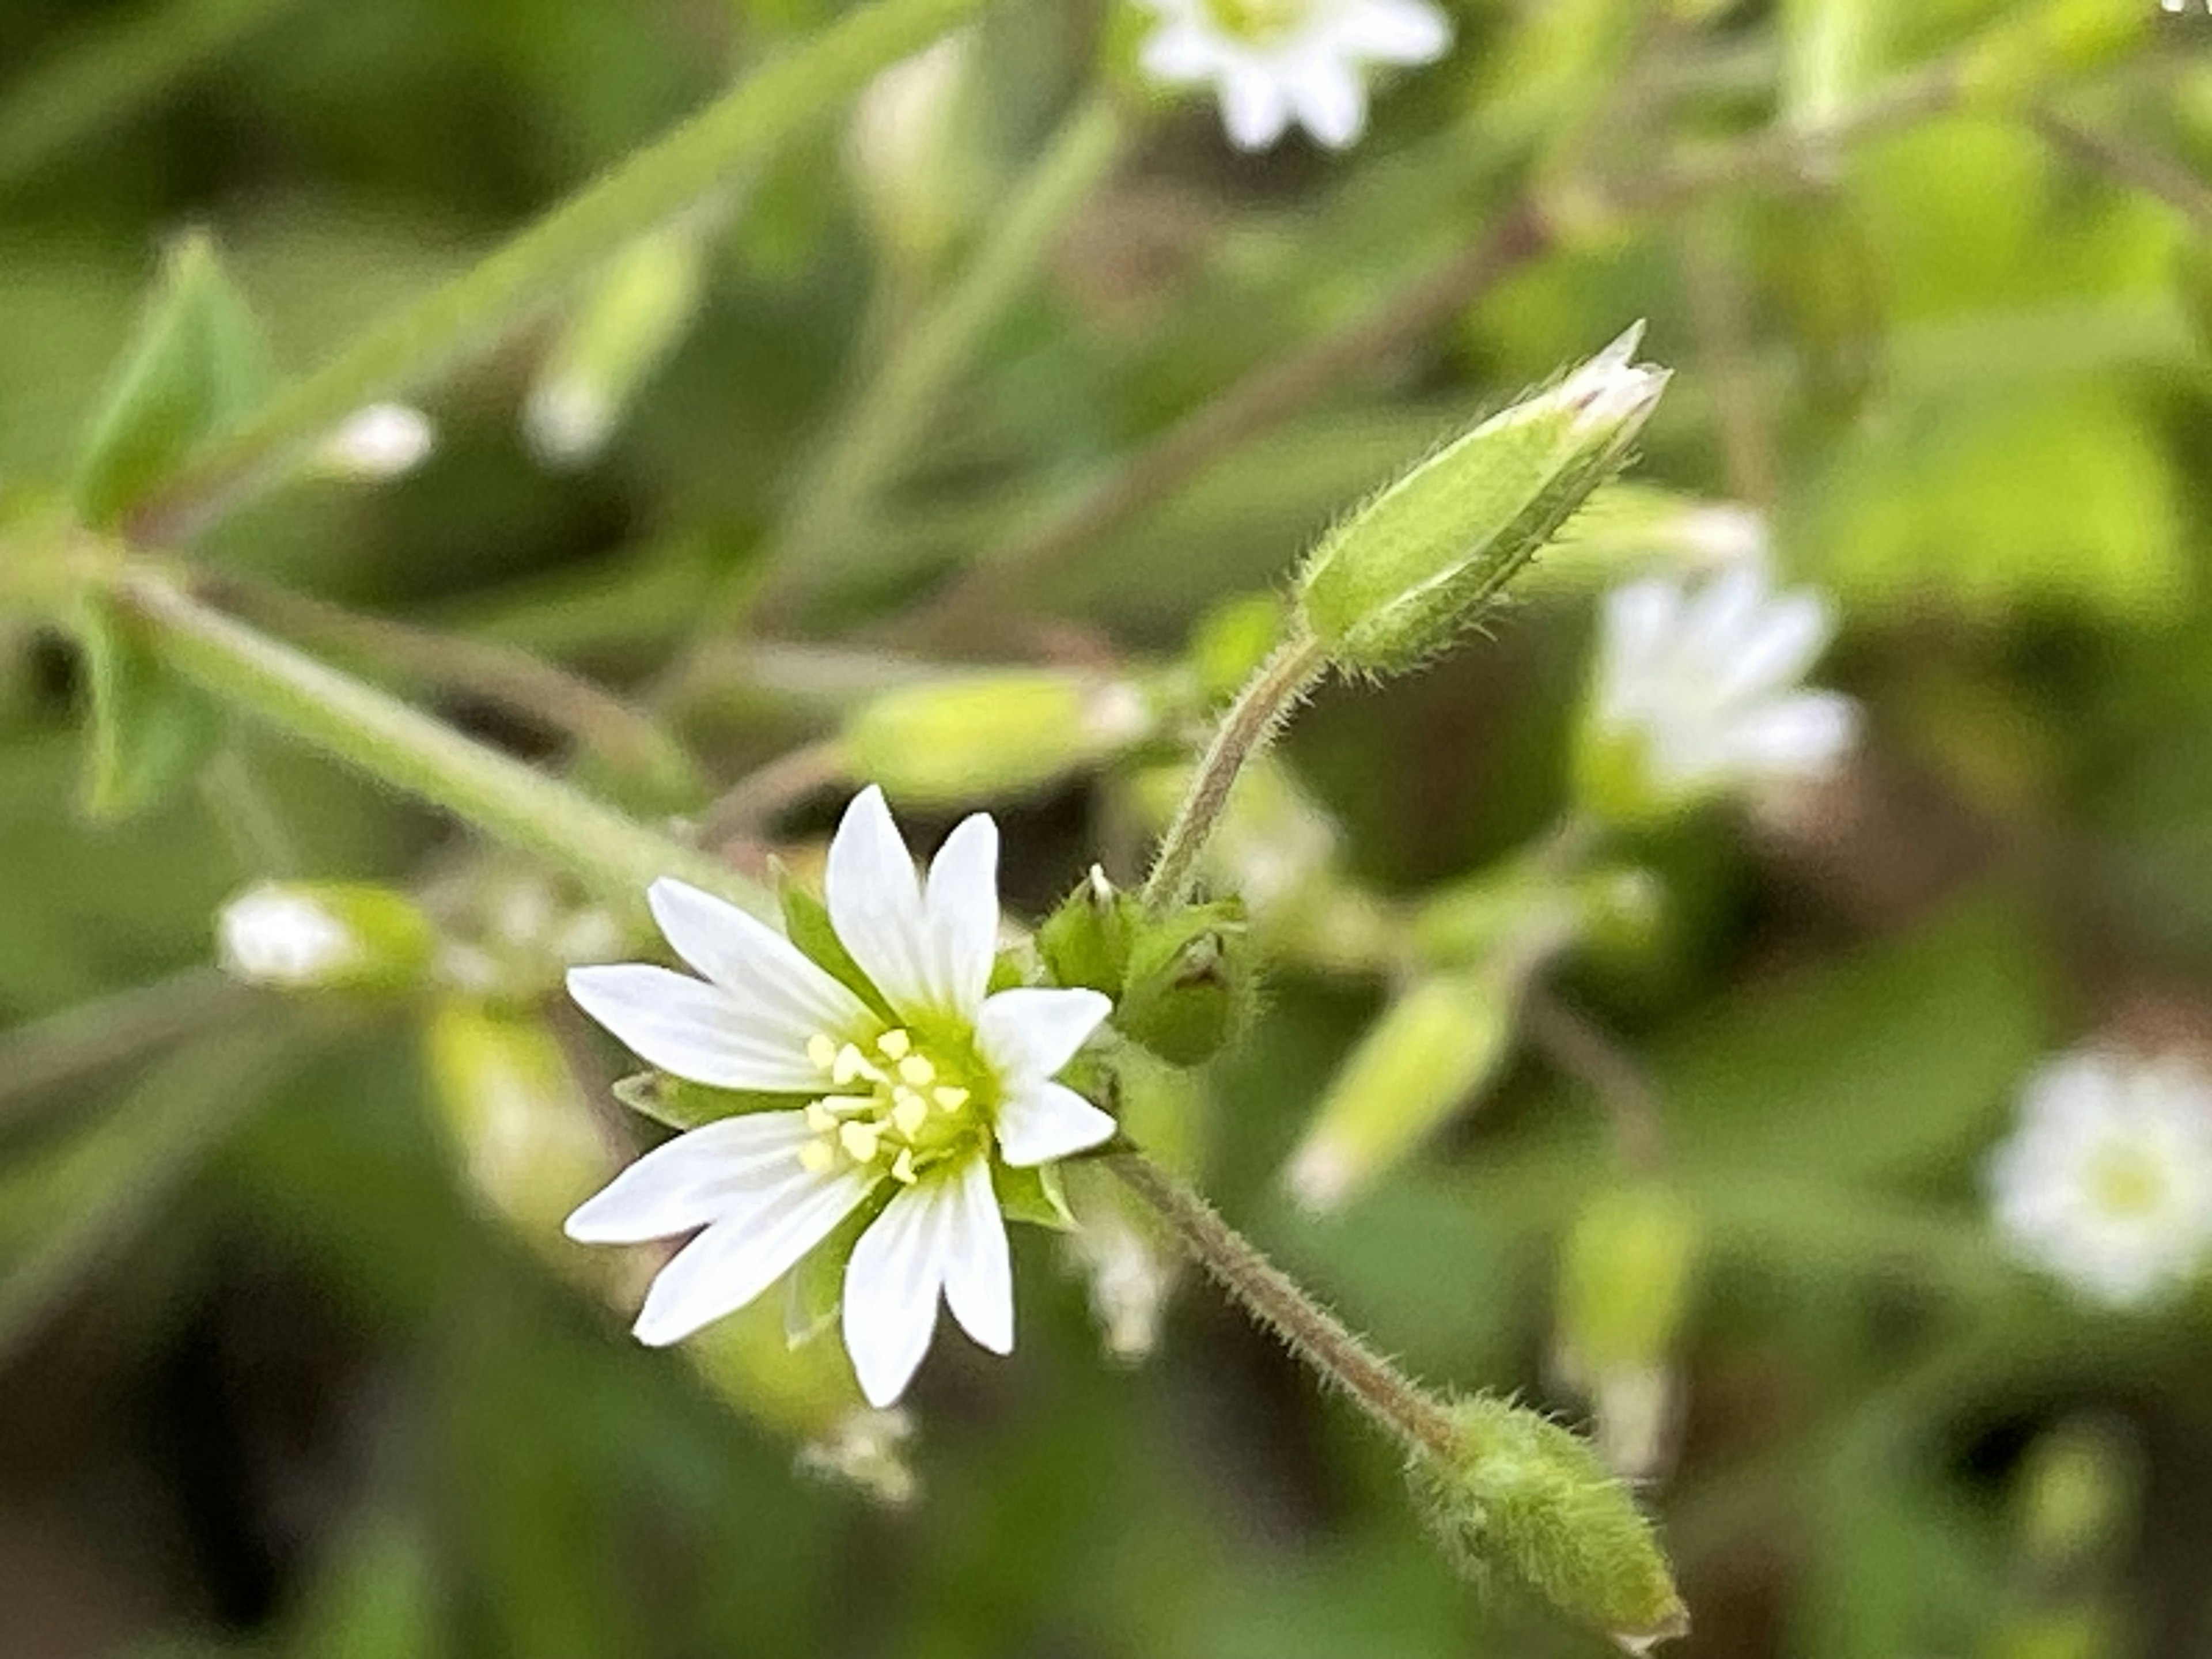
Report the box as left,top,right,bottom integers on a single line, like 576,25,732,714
71,231,275,530
75,589,221,821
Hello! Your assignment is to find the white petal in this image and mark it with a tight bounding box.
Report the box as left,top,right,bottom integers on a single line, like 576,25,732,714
566,1110,817,1242
632,1165,877,1346
842,1177,954,1406
1710,592,1833,704
976,987,1112,1084
1139,20,1220,82
1219,66,1292,150
1683,561,1770,661
825,786,938,1017
1724,691,1859,777
1339,0,1451,63
995,1081,1119,1168
1285,58,1367,150
647,879,872,1042
923,813,1000,1019
940,1154,1013,1354
1599,579,1682,691
568,964,823,1092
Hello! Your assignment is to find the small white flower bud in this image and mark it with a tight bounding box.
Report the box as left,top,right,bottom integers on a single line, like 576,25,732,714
315,403,435,481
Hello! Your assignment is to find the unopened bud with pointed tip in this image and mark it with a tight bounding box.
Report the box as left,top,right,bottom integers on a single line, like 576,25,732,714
843,669,1156,807
1296,326,1669,674
215,881,433,994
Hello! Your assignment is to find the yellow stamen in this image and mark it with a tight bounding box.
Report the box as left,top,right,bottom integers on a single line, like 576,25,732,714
876,1028,912,1060
798,1139,835,1174
891,1090,929,1137
832,1043,880,1086
839,1121,882,1162
933,1085,970,1114
804,1101,839,1135
891,1147,918,1184
806,1033,838,1072
896,1054,935,1087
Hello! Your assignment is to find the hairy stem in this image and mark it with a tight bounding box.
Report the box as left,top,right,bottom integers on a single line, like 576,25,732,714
113,571,772,915
120,0,986,545
1111,1150,1457,1460
1141,630,1327,915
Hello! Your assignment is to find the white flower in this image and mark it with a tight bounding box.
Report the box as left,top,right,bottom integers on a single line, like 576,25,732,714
564,787,1117,1406
316,403,435,480
217,884,359,986
1135,0,1451,151
1587,562,1859,812
1988,1049,2212,1309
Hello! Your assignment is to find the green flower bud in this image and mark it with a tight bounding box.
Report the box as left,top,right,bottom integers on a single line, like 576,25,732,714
1294,327,1668,675
215,880,434,994
422,1001,610,1247
2015,1418,2140,1574
1556,1184,1700,1379
1957,0,2150,106
524,224,709,467
843,669,1155,807
1285,967,1518,1213
1038,865,1135,997
1409,1395,1688,1651
1039,872,1253,1065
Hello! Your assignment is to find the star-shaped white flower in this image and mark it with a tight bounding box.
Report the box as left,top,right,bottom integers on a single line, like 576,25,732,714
1587,562,1859,813
564,787,1118,1406
1134,0,1451,151
1988,1049,2212,1309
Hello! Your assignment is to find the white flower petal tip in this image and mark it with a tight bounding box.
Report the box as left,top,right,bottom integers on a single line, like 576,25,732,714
1283,1138,1354,1213
562,793,1118,1399
217,885,358,987
1133,0,1452,153
316,403,435,481
1987,1048,2212,1310
1586,561,1858,815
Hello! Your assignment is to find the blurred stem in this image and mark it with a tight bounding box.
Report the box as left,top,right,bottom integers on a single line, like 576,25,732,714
1141,630,1326,915
0,969,243,1125
698,739,849,848
0,0,297,196
2028,107,2212,237
119,0,988,546
726,96,1131,641
1522,988,1666,1172
1109,1150,1457,1460
110,570,774,915
205,573,701,796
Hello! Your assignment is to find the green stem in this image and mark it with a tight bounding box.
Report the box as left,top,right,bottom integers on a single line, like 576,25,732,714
0,0,297,196
120,0,987,546
1110,1150,1457,1460
734,96,1130,634
1141,630,1327,915
113,570,773,915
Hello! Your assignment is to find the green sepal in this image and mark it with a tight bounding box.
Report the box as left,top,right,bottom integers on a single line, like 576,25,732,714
610,1070,801,1131
1037,869,1135,996
987,949,1027,994
993,1160,1077,1232
782,1194,885,1347
75,590,221,821
778,876,895,1021
1114,899,1253,1067
73,230,276,531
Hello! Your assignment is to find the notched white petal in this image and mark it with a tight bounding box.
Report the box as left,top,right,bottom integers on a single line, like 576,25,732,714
976,987,1111,1084
565,1110,817,1243
940,1155,1013,1354
923,813,999,1018
995,1081,1118,1168
646,878,872,1039
825,785,937,1016
633,1165,877,1347
567,964,825,1092
843,1176,952,1406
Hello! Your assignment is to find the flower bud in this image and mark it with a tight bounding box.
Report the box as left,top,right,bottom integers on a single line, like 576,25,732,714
524,224,708,467
1410,1395,1688,1651
1039,872,1253,1066
846,34,975,272
1295,327,1668,675
1410,858,1656,971
215,881,433,994
843,669,1155,807
1554,1184,1700,1477
1284,967,1517,1213
313,403,435,482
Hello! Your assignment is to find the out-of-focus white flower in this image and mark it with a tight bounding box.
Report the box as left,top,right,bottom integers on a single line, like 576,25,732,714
521,378,615,470
796,1406,919,1506
217,884,360,986
316,403,436,481
1134,0,1451,151
564,787,1117,1407
1989,1049,2212,1309
1581,562,1859,820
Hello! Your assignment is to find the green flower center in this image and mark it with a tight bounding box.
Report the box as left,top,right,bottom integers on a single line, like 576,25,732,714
796,1026,990,1184
1200,0,1315,44
2088,1145,2168,1219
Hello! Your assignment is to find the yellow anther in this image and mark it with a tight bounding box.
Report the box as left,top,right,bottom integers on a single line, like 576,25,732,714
839,1121,882,1163
798,1139,836,1174
891,1090,929,1138
896,1054,936,1087
806,1033,838,1072
804,1101,839,1135
933,1085,971,1114
875,1028,912,1060
891,1147,918,1184
832,1043,880,1086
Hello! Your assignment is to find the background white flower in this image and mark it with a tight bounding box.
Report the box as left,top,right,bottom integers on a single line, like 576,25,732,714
1135,0,1451,151
1988,1049,2212,1309
1586,561,1859,813
218,884,359,986
564,787,1116,1406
